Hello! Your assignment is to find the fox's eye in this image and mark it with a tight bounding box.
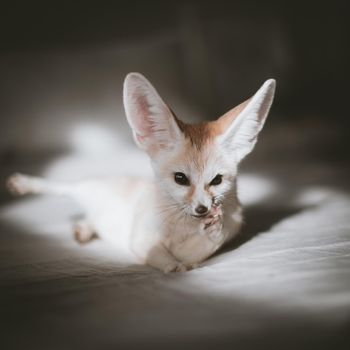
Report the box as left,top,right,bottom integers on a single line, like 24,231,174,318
210,174,223,186
174,172,190,186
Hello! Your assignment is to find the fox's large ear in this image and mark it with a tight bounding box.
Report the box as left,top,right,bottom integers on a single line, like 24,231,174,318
216,79,276,162
123,72,183,155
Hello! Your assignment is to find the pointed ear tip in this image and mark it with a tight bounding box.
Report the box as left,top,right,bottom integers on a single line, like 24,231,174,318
264,78,276,89
259,79,276,97
124,72,146,84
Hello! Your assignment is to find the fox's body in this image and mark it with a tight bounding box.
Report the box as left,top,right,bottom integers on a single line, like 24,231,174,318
7,73,276,273
8,174,241,271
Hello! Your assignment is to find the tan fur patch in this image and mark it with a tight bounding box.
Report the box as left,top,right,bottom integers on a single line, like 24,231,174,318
174,98,250,149
175,118,214,150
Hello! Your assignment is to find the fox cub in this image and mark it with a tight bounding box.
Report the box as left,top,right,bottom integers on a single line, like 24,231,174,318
7,73,276,273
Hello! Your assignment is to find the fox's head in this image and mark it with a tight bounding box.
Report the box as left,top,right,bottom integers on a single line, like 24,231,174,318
123,73,275,218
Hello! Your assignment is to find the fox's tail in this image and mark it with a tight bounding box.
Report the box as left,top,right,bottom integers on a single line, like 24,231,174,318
6,173,74,197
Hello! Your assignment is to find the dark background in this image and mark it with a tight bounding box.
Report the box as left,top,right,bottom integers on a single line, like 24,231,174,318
1,2,349,115
1,0,349,115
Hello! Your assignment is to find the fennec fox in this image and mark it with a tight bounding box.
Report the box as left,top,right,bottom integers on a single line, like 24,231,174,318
7,73,276,273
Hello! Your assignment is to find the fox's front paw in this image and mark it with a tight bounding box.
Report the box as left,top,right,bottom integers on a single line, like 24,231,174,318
201,206,223,229
6,173,32,196
163,262,188,274
200,209,223,231
203,215,220,229
200,213,223,242
73,221,97,244
187,262,201,270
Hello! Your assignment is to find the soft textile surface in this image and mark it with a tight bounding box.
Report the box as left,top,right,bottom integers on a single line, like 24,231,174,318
1,142,350,350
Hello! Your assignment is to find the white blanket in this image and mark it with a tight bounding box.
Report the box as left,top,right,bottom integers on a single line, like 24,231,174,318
1,150,349,349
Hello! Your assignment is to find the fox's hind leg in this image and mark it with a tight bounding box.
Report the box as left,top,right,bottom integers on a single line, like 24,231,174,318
7,173,41,196
7,173,72,196
73,219,98,244
7,173,98,244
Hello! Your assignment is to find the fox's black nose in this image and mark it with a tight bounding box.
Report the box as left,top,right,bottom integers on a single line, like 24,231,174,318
195,205,208,215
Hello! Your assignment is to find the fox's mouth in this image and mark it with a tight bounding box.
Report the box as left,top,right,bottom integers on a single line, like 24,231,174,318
191,213,210,219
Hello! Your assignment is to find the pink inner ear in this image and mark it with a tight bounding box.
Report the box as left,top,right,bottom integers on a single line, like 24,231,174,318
135,133,145,144
215,98,251,134
132,93,154,136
